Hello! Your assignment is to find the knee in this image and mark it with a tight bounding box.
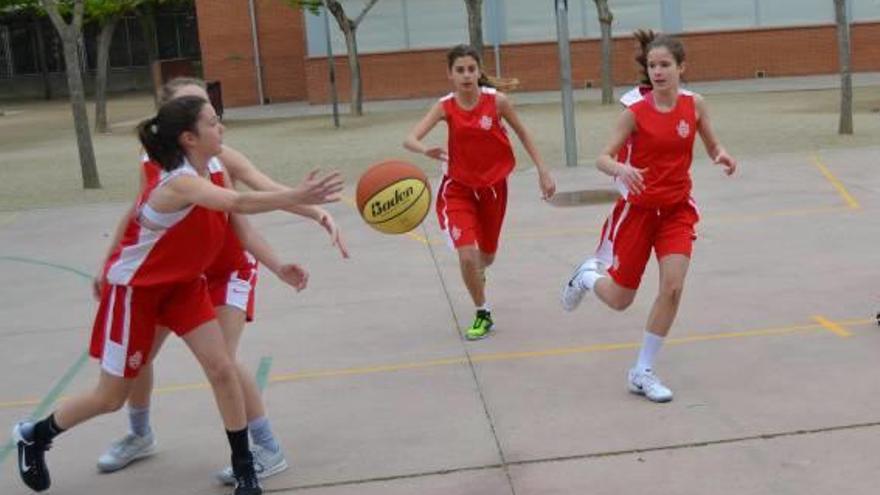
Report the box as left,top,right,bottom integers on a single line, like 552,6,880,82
459,252,481,272
608,295,635,312
95,390,129,414
203,357,238,387
658,281,685,304
480,253,495,268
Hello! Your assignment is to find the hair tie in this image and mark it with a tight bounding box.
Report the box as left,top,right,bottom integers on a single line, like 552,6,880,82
149,121,159,135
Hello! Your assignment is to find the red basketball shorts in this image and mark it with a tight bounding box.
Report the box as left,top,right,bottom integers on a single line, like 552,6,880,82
89,278,215,378
436,176,508,254
595,197,700,290
207,256,258,322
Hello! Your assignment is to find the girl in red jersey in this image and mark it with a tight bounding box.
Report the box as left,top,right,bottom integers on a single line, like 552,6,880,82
12,96,342,495
562,33,736,402
404,44,556,340
95,78,349,484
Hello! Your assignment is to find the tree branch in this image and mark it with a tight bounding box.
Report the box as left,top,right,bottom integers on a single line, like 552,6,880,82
72,0,85,31
353,0,379,28
39,0,70,36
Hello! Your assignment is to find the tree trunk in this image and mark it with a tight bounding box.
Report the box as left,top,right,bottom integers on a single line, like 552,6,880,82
95,16,119,134
62,33,101,188
594,0,614,104
465,0,484,55
342,25,362,116
33,16,53,100
138,8,160,106
41,0,100,189
834,0,853,135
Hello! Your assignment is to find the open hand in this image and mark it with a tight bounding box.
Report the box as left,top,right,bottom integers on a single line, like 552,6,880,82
425,147,448,162
319,211,350,259
617,164,646,195
291,170,345,205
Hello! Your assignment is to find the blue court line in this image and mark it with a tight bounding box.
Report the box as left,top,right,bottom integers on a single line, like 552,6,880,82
0,256,93,468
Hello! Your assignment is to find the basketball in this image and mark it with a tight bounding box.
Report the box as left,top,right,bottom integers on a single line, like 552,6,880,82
356,160,431,235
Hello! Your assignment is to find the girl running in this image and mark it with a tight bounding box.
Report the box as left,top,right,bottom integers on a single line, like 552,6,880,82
404,44,556,340
561,32,736,402
12,96,342,495
94,78,349,485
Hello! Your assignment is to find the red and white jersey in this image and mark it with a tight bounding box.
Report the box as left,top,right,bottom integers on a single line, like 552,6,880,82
103,157,228,286
618,89,698,207
441,87,515,188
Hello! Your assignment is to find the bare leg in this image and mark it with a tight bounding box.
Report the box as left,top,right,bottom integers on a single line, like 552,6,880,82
181,320,246,430
457,245,486,307
54,370,133,430
215,306,265,421
645,254,690,337
593,276,637,312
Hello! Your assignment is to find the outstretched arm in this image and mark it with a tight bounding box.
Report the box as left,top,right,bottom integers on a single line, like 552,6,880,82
497,93,555,199
220,145,349,258
403,102,447,162
230,214,308,292
695,95,736,176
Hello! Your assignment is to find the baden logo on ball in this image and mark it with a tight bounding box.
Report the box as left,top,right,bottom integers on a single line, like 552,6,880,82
356,160,431,235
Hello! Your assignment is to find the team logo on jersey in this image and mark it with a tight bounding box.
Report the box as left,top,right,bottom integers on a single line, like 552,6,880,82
128,351,143,371
479,115,493,130
676,119,690,138
451,226,462,241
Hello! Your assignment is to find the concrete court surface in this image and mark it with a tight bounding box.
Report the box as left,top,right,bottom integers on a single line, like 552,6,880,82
1,144,880,495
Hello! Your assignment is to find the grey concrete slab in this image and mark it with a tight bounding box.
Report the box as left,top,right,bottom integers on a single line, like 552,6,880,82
509,425,880,495
290,468,510,495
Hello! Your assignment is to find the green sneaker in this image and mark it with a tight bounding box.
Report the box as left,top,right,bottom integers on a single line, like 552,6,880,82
465,310,494,340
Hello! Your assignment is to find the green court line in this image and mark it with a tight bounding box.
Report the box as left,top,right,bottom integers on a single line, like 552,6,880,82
0,352,90,466
0,255,93,279
256,356,273,392
0,256,93,467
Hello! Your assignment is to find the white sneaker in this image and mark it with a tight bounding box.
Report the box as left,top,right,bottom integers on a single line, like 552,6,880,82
97,432,157,473
628,368,673,402
561,257,602,312
216,444,288,486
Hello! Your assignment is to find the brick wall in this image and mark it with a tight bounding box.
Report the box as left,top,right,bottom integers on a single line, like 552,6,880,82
193,4,880,108
254,0,308,103
303,22,880,104
194,0,260,107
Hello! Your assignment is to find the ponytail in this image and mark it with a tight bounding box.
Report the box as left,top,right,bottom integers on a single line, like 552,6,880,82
137,96,207,172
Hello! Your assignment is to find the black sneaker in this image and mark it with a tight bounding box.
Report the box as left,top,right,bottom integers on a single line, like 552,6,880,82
232,461,262,495
12,422,51,492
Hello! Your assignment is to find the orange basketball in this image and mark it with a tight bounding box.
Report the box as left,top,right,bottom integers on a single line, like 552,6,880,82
356,160,431,235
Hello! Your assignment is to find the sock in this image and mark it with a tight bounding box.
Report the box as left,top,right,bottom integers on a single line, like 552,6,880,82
635,331,665,373
226,427,252,469
477,303,491,313
32,414,65,446
575,270,604,291
248,416,280,454
128,406,152,437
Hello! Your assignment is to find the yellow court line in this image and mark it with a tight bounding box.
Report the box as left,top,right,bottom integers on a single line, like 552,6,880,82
0,317,874,411
812,315,853,338
811,154,860,210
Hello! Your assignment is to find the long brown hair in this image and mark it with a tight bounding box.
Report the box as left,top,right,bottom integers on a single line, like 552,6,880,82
633,30,686,88
446,44,519,92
